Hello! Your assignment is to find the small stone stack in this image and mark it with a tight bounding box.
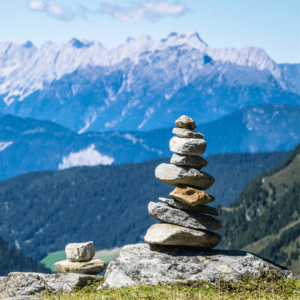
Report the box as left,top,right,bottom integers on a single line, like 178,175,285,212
144,115,222,248
54,241,106,275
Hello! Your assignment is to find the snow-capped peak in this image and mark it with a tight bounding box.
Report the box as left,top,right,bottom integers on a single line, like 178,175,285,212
0,31,285,104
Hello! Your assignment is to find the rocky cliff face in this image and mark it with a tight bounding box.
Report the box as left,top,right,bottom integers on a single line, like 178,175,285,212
0,32,299,133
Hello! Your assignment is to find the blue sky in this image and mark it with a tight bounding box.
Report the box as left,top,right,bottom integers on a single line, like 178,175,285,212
1,0,299,63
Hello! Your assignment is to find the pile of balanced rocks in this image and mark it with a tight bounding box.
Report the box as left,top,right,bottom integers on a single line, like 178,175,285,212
54,241,106,275
144,115,222,248
101,115,292,290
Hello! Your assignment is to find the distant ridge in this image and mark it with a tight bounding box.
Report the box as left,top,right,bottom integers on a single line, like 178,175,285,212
0,103,299,182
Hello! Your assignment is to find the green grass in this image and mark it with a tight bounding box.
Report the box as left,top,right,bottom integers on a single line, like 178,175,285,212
37,270,300,300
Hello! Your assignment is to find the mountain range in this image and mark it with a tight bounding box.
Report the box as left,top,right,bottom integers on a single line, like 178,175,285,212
1,32,299,133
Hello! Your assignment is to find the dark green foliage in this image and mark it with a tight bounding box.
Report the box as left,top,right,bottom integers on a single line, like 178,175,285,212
217,144,300,272
0,235,52,276
258,222,300,264
218,177,300,250
0,151,290,261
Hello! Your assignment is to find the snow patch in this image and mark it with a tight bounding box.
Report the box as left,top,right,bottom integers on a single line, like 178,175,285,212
58,144,114,170
123,133,138,144
0,141,13,152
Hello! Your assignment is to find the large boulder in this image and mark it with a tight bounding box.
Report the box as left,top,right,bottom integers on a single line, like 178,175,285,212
0,272,101,297
148,202,222,231
155,163,215,190
101,243,292,289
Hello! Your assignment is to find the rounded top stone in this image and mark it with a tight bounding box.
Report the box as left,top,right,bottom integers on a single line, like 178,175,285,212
65,241,95,262
175,115,196,130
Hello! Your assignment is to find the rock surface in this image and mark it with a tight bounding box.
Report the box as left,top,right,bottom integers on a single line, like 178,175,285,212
101,243,293,289
144,223,221,247
148,202,222,231
155,163,215,190
65,241,95,262
159,197,218,216
175,115,197,130
54,259,106,275
169,137,207,156
170,186,214,206
0,272,101,297
172,128,204,139
170,153,207,169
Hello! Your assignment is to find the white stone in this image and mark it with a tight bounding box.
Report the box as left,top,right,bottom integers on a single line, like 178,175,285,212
65,241,95,262
169,137,206,156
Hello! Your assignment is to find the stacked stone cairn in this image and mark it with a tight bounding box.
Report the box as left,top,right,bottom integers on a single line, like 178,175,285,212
144,115,222,248
54,241,106,275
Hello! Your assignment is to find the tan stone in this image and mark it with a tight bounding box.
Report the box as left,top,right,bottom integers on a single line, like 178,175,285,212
170,186,214,206
144,223,221,248
54,259,106,275
175,115,196,130
65,241,95,262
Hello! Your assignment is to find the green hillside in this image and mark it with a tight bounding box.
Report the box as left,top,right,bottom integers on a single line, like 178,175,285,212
0,151,290,261
218,144,300,277
0,235,52,276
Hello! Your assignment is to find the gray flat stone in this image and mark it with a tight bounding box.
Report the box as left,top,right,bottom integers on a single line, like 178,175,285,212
101,243,292,289
170,153,207,169
170,137,207,156
159,197,219,216
65,241,95,262
144,223,221,248
175,115,197,130
155,163,215,190
172,128,204,139
148,202,222,231
54,258,106,275
0,272,101,297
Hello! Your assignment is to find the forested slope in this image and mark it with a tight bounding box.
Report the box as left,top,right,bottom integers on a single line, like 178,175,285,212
0,151,290,260
218,144,300,277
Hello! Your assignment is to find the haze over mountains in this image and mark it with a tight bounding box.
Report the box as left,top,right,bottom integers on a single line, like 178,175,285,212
0,103,299,181
0,31,299,133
